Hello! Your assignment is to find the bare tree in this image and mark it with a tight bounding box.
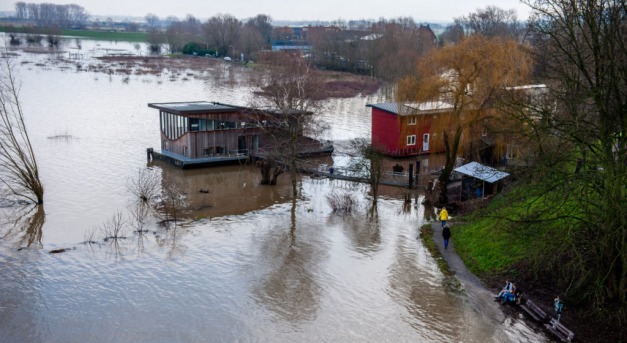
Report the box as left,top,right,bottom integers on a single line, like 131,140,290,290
326,191,356,214
238,24,265,60
439,23,464,46
15,2,27,21
165,15,203,54
357,18,437,80
0,57,44,204
15,2,89,28
455,6,522,39
204,13,242,57
127,167,161,203
348,138,385,205
128,202,151,252
158,178,187,229
252,52,327,198
145,13,160,29
100,211,127,242
246,14,273,45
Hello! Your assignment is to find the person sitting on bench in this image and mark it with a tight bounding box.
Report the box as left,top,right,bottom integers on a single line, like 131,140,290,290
502,284,520,304
495,279,513,300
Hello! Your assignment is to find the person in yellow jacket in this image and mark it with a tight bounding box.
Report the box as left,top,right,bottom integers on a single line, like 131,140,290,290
439,207,449,228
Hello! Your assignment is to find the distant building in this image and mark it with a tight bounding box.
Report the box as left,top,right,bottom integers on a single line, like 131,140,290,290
417,24,438,50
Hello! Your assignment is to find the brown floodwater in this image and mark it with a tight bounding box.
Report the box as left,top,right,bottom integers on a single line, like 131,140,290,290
0,36,549,342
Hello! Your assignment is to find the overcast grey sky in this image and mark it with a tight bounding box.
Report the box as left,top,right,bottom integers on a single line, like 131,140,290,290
1,0,531,22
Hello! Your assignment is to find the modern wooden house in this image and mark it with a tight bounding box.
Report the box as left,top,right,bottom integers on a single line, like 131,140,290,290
367,101,454,157
148,101,332,168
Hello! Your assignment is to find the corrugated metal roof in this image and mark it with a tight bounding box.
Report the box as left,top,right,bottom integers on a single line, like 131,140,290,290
148,101,241,114
367,101,454,116
454,162,510,183
367,102,400,114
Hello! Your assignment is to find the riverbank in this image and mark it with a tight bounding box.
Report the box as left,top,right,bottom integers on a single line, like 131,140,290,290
422,222,553,342
433,184,623,343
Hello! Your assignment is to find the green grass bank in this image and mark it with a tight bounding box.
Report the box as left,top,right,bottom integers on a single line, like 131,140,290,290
0,27,147,42
451,182,579,280
448,180,617,342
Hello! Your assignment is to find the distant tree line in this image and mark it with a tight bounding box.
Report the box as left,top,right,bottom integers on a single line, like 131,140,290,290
152,13,439,81
14,2,89,29
153,8,521,81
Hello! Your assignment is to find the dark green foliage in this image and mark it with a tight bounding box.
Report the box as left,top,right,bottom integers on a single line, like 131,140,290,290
182,42,216,57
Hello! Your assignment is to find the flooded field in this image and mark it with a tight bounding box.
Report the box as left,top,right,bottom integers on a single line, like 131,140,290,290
0,36,548,342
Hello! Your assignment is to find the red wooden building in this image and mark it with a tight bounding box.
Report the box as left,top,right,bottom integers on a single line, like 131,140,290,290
367,101,454,157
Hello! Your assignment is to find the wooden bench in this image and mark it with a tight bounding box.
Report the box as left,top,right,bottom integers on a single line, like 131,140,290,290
545,317,575,342
520,299,548,322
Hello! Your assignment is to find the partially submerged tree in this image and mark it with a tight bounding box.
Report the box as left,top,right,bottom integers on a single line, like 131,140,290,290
256,156,283,185
252,52,327,198
127,167,161,203
397,35,531,205
0,58,44,204
348,138,385,205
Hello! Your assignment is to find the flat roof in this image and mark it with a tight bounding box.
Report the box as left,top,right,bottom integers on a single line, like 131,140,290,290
148,101,243,115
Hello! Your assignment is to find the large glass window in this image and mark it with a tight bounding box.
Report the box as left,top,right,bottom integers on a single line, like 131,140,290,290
160,112,189,140
190,118,199,132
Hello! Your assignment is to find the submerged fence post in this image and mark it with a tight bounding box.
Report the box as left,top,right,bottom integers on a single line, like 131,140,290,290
408,163,414,188
147,148,154,162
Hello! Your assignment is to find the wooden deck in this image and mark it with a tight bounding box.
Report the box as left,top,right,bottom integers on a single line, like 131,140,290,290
149,145,335,169
151,149,249,169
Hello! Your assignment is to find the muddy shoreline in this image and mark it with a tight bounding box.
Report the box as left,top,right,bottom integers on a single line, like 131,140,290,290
11,45,382,99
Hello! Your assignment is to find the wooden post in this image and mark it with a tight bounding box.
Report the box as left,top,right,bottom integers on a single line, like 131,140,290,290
408,163,414,188
147,148,154,162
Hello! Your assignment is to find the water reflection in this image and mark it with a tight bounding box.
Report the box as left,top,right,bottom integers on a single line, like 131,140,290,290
0,249,44,343
0,204,45,250
155,162,293,219
386,224,464,341
329,205,382,255
252,221,325,323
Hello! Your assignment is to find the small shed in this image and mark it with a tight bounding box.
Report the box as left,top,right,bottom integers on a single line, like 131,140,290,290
454,162,509,200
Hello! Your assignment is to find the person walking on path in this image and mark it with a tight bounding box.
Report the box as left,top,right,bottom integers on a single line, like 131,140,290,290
439,207,449,228
442,225,451,250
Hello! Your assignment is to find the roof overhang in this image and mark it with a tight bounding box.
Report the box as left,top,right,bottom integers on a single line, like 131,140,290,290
367,101,454,116
148,101,244,115
454,162,509,183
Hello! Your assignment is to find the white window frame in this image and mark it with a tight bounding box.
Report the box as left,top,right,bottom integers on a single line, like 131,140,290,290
407,135,416,146
422,133,430,151
408,116,416,125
